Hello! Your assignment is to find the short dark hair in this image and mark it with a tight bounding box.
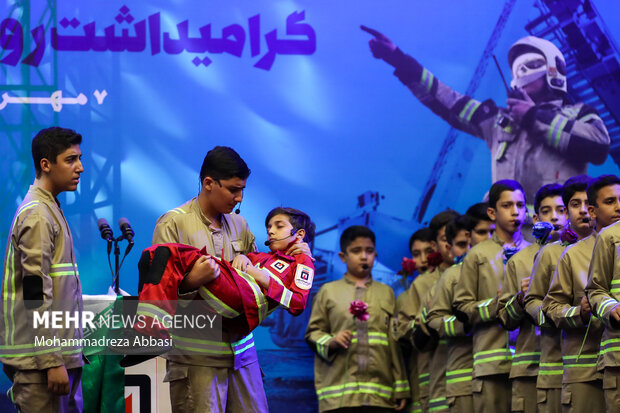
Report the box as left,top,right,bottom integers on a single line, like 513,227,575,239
587,175,620,206
534,183,563,214
340,225,376,252
31,127,82,178
445,215,469,245
265,207,316,244
408,227,434,252
488,179,526,209
562,175,591,206
429,209,460,241
199,146,250,184
464,202,491,231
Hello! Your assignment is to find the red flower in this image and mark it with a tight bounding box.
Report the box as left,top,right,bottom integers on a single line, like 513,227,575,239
561,227,579,245
427,252,443,268
349,300,370,321
400,257,417,275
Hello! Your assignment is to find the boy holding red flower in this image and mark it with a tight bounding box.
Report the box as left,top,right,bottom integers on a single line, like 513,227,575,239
305,225,409,412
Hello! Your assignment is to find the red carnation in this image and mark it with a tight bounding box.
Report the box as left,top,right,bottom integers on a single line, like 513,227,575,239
400,257,417,275
427,252,443,268
349,300,370,321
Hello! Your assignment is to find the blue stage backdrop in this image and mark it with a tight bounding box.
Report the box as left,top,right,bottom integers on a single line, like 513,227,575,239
2,1,620,411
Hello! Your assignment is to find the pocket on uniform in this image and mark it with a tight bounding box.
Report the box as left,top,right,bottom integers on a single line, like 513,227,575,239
163,363,189,383
231,240,244,254
560,389,572,406
446,396,456,408
511,395,525,412
472,378,483,394
536,389,547,404
603,373,618,390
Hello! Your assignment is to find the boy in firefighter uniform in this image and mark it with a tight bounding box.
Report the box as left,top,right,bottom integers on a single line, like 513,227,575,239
424,214,474,412
524,175,592,413
1,127,85,413
497,183,567,413
305,225,409,412
587,210,620,412
426,204,493,413
410,210,461,413
361,28,610,203
396,227,437,412
152,146,311,413
542,175,620,412
398,210,458,413
453,180,530,411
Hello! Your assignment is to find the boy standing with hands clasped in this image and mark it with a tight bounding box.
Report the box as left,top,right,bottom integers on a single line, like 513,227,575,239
453,179,530,412
305,225,409,412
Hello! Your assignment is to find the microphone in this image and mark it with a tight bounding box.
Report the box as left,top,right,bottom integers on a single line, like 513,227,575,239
235,202,241,214
582,217,591,223
118,218,135,244
264,230,296,246
97,218,113,242
361,264,369,270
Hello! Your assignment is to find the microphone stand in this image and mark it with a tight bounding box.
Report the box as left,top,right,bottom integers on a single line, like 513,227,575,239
101,230,133,295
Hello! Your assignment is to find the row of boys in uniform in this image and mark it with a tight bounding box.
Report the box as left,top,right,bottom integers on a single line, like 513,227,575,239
306,174,620,413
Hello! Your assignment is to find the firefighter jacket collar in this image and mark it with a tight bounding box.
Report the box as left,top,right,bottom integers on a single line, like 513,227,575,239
493,231,525,250
343,274,374,286
30,185,60,207
189,197,234,231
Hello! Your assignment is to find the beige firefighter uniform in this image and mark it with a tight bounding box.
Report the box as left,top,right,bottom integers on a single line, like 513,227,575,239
498,243,541,413
586,221,620,413
454,233,530,412
542,234,604,413
524,241,567,413
413,274,449,413
152,197,267,413
305,277,410,412
426,263,474,413
396,268,441,412
0,186,84,412
388,49,610,203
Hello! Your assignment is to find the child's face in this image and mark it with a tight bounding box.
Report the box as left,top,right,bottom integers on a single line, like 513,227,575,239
470,221,494,246
45,144,84,195
450,229,470,259
566,191,591,232
339,237,376,278
410,240,436,273
534,195,567,239
488,190,527,235
435,226,453,265
266,214,298,252
589,184,620,229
